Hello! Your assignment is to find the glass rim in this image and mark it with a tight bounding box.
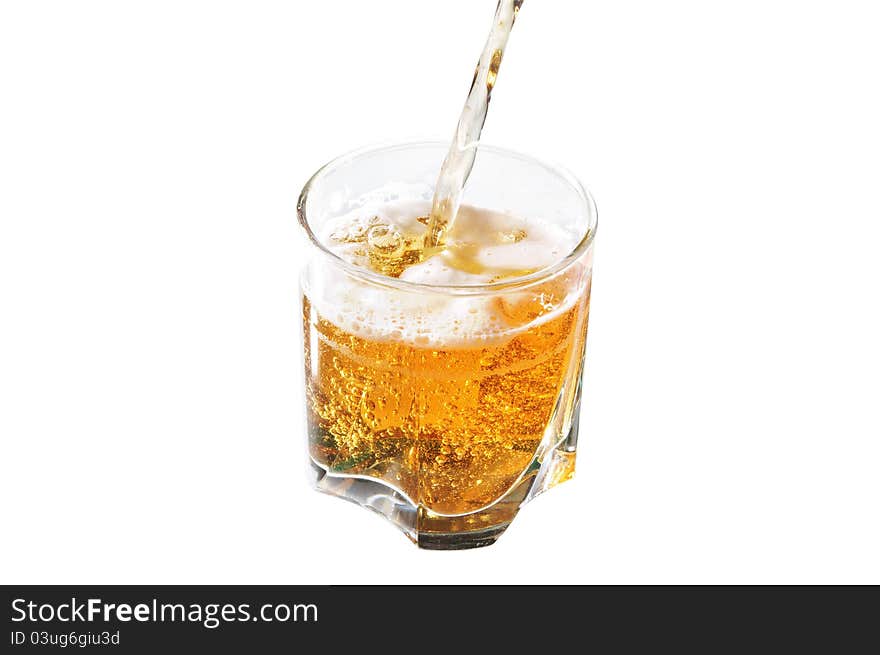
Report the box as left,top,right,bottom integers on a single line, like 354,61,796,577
297,140,598,295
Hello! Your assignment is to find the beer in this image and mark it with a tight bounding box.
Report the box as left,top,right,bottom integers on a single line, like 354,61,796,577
426,0,524,247
298,0,598,548
303,202,591,517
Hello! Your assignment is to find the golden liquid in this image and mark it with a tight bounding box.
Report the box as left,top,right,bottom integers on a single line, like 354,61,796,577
304,216,590,516
425,0,524,247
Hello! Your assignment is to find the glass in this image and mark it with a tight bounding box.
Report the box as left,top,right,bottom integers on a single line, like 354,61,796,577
298,141,597,549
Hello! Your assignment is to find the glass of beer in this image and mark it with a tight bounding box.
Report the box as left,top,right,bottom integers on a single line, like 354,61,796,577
298,141,597,549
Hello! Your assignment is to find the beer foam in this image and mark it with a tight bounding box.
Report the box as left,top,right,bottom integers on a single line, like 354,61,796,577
307,201,584,347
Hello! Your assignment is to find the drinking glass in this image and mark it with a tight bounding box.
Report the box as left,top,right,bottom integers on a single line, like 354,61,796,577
298,141,597,549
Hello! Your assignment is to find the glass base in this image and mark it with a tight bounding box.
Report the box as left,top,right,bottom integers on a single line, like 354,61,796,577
309,415,579,550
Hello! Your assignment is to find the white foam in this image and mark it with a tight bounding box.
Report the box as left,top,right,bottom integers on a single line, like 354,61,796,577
307,201,585,347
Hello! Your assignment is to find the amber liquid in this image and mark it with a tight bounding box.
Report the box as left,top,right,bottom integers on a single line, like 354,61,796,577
302,1,594,545
425,0,524,247
304,216,590,515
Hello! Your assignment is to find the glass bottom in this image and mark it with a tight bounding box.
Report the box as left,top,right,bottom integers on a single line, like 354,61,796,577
309,413,580,550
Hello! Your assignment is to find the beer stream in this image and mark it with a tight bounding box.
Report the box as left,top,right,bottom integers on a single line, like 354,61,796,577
363,0,525,273
425,0,524,248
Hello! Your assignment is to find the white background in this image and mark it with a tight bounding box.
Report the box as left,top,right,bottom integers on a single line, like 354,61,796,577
1,1,878,584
